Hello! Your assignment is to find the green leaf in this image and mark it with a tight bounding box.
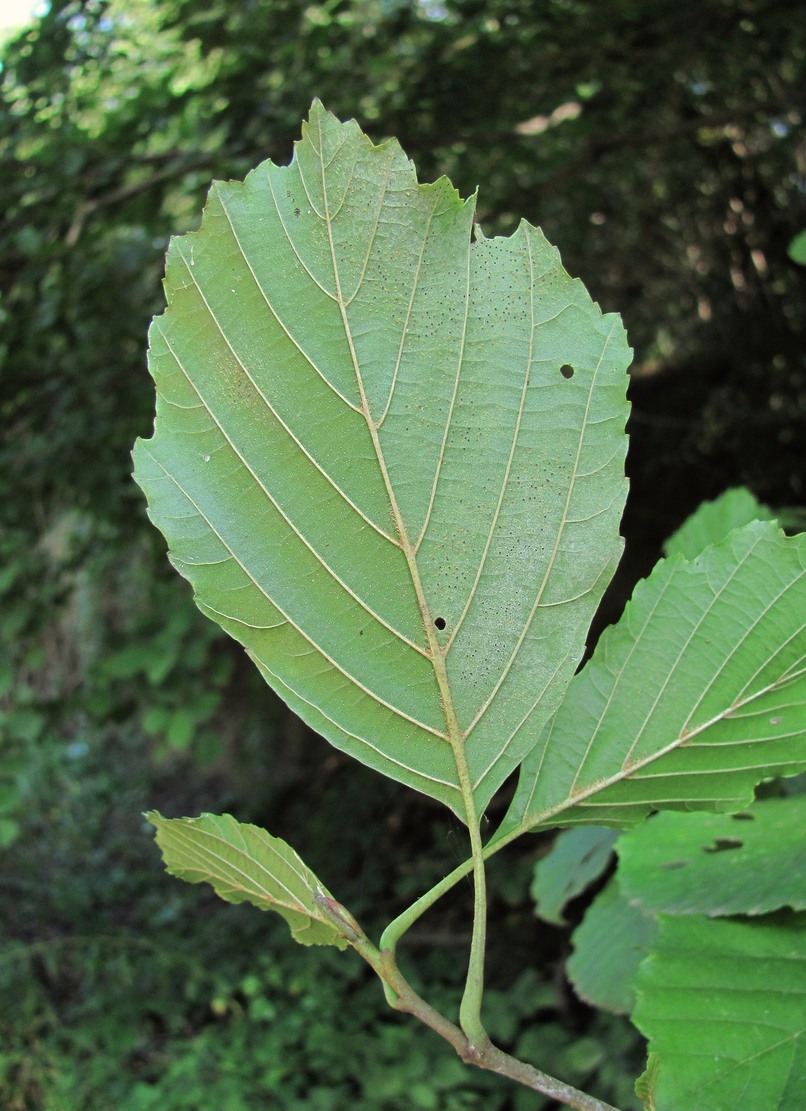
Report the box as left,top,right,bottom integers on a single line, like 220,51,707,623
663,487,774,560
0,816,20,848
531,826,618,925
0,777,20,814
145,811,352,949
501,520,806,835
567,878,657,1015
133,101,631,821
789,230,806,265
617,798,806,917
632,912,806,1110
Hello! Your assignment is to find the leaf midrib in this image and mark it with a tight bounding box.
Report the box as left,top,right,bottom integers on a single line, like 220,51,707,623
160,820,311,912
312,112,477,821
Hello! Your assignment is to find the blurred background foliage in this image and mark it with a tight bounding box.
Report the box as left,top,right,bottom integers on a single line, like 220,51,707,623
0,0,804,1106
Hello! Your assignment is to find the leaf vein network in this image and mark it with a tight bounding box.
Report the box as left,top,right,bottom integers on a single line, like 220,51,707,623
168,251,397,547
257,655,459,790
141,444,443,735
466,316,621,742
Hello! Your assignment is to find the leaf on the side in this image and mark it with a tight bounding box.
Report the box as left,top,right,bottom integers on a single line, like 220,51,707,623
146,811,353,949
633,912,806,1110
663,487,774,559
617,798,806,917
132,101,631,821
531,826,618,925
500,520,806,837
566,877,657,1015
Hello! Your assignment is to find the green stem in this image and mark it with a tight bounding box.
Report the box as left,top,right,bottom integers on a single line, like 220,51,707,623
458,809,488,1045
381,815,528,954
379,856,475,954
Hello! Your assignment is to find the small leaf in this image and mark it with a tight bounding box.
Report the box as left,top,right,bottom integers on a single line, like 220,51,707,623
633,912,806,1110
133,101,631,821
0,778,20,814
531,826,618,925
567,878,657,1015
789,230,806,265
634,1052,660,1111
0,817,20,848
146,810,352,949
501,520,806,835
617,798,806,917
663,487,774,559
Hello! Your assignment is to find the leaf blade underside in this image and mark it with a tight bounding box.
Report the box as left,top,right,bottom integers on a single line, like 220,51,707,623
133,101,631,820
146,811,349,949
500,521,806,837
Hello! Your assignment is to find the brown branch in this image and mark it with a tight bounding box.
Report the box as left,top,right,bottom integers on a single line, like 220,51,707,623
64,155,210,245
334,918,623,1111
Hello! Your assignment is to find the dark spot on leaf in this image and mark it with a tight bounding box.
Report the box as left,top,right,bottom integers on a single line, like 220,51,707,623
730,812,754,821
434,616,446,631
560,364,574,379
661,860,689,871
703,837,743,854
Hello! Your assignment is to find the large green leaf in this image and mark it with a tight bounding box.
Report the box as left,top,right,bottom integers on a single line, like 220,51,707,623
632,912,806,1110
133,101,631,821
500,520,806,836
146,811,351,949
617,799,806,917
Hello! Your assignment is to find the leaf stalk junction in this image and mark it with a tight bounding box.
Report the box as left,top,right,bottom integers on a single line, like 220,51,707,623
315,893,619,1111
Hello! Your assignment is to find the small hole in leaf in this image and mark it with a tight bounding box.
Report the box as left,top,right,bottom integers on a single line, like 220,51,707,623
560,364,574,379
703,837,743,854
434,616,446,631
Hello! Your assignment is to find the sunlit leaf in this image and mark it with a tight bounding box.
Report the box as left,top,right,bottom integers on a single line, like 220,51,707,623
133,101,631,821
146,811,351,949
789,230,806,265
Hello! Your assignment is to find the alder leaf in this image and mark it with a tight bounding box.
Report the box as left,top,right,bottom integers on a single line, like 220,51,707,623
663,487,774,560
531,826,618,925
616,799,806,917
133,101,631,821
567,877,657,1015
146,811,353,949
500,520,806,837
632,912,806,1110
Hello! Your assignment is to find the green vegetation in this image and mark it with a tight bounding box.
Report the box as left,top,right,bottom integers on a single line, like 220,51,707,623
136,104,805,1108
2,2,805,1109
